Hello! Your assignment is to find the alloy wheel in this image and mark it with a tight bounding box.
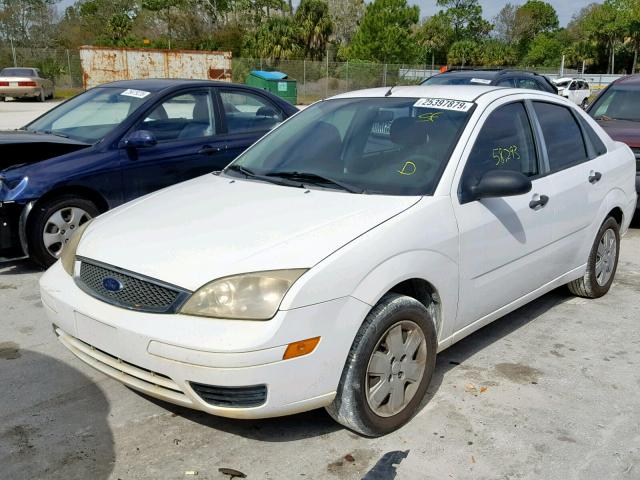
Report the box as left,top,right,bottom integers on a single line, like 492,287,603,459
42,207,92,258
595,228,617,287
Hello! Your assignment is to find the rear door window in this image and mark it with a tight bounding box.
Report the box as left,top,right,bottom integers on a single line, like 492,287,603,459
219,90,283,134
515,78,541,90
533,102,588,171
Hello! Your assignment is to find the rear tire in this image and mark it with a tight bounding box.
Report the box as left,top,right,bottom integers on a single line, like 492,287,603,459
326,293,437,437
28,195,99,268
568,216,620,298
581,98,589,109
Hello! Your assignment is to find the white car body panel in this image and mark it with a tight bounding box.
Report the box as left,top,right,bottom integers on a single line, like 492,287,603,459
77,174,419,292
40,85,637,419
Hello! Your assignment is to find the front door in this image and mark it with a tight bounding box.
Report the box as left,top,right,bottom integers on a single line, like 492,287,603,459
120,88,227,201
452,100,556,330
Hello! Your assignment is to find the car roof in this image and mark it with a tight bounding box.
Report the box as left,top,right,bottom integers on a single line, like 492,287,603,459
330,85,561,105
614,74,640,86
97,78,230,92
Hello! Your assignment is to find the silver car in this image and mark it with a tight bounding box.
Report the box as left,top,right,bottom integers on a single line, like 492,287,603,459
0,67,54,102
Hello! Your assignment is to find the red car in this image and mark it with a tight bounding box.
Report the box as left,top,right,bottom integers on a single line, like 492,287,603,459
588,75,640,216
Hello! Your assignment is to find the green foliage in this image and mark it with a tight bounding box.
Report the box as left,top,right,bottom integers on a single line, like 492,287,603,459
295,0,333,60
345,0,419,63
436,0,492,41
243,16,302,61
522,32,564,66
415,12,454,60
447,39,480,66
479,39,518,66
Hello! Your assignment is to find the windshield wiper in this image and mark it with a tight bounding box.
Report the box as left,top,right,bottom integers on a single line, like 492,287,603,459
224,164,304,188
266,171,364,194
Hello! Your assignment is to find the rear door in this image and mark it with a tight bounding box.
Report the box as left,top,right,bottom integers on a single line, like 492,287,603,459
120,88,226,200
214,88,285,162
452,100,556,330
529,101,597,275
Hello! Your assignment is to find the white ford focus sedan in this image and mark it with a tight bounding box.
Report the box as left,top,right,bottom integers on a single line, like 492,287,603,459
40,85,637,436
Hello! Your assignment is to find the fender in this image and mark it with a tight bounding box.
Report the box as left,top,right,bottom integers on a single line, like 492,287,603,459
349,250,458,341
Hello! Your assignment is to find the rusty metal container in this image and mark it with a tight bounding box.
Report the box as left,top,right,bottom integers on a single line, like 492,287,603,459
79,46,232,89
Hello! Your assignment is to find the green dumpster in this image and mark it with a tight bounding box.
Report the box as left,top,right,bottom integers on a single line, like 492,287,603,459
246,70,297,105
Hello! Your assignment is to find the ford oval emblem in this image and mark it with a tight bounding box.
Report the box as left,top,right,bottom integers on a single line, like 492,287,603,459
103,277,123,292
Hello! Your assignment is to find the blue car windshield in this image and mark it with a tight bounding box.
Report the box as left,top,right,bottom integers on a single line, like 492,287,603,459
226,97,473,196
26,87,151,143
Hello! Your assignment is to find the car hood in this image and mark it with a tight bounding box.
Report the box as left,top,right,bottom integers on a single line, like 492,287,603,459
0,130,90,171
78,174,421,291
596,119,640,148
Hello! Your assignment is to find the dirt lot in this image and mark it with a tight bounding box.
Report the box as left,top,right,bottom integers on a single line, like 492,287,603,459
1,99,640,480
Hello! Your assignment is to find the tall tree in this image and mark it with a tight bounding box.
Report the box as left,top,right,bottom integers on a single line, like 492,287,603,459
436,0,492,41
327,0,364,46
513,0,558,40
243,15,301,60
295,0,333,60
493,3,518,43
345,0,419,63
580,0,627,73
415,12,453,65
0,0,58,46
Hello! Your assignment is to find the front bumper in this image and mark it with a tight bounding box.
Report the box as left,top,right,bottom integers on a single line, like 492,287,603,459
40,261,371,419
0,201,28,259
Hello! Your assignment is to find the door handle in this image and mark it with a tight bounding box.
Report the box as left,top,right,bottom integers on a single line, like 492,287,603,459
529,194,549,210
198,145,223,155
589,171,602,184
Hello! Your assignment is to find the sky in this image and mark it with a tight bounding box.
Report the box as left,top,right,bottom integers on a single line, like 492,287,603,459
57,0,596,27
414,0,593,26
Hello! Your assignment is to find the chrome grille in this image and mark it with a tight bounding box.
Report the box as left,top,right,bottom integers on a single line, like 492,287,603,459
76,258,190,313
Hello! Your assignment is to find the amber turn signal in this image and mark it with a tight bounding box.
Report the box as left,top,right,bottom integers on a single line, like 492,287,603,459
283,337,320,360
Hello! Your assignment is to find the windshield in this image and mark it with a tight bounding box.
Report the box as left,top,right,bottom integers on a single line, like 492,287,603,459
26,87,152,143
225,97,473,195
555,80,571,88
590,86,640,122
0,68,35,77
422,74,493,86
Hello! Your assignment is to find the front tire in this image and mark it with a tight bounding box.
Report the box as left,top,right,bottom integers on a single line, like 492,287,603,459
568,216,620,298
28,195,98,268
326,293,437,437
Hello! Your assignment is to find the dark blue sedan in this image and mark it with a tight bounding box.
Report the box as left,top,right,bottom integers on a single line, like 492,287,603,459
0,79,298,267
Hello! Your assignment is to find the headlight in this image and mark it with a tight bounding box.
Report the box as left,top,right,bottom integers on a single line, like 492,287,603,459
180,269,307,320
60,220,93,275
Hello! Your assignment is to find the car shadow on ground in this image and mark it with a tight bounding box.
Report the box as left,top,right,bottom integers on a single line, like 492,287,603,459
138,288,574,440
416,288,573,412
0,258,43,276
0,349,115,479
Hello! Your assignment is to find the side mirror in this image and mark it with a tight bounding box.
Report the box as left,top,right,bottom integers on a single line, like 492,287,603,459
121,130,157,149
469,170,532,200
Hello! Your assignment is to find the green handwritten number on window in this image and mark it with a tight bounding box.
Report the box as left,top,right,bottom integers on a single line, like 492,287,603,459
492,145,520,166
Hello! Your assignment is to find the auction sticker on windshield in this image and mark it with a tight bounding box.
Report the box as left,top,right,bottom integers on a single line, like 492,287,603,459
413,98,474,112
120,89,151,99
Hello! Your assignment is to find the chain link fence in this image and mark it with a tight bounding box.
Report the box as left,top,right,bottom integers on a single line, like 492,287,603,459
0,46,625,102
